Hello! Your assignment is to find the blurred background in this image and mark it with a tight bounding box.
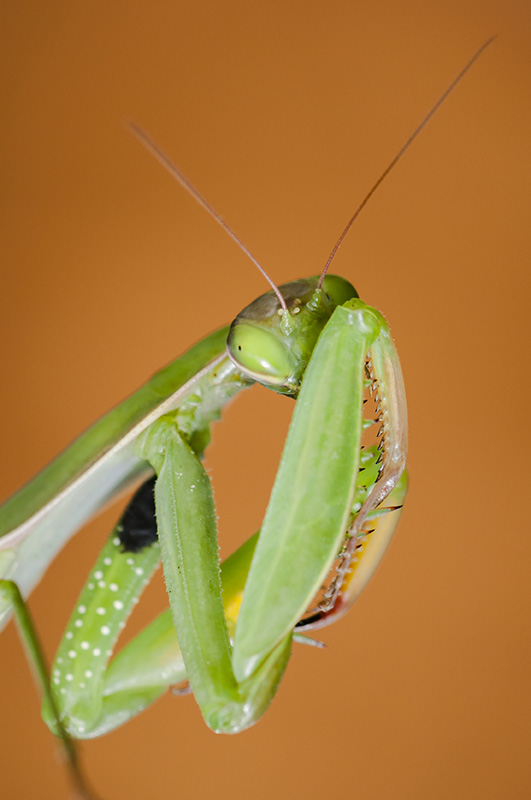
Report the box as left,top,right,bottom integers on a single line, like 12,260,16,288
1,2,530,798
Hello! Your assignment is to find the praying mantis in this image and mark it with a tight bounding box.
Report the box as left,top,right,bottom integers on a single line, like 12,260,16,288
0,39,493,799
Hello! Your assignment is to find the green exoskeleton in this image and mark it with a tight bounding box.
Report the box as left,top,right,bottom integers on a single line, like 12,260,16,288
0,39,492,798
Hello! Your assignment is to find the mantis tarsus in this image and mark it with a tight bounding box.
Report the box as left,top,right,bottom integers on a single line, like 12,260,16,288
0,38,493,798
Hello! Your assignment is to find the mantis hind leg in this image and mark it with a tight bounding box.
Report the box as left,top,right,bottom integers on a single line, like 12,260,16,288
0,580,99,800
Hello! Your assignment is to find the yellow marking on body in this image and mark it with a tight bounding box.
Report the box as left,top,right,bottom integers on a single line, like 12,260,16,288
224,593,243,624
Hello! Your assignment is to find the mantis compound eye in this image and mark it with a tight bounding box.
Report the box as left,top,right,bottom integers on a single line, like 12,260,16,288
320,275,358,307
226,323,295,387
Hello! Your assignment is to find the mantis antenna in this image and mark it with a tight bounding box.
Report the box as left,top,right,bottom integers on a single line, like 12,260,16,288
131,37,494,308
128,122,289,312
317,36,496,289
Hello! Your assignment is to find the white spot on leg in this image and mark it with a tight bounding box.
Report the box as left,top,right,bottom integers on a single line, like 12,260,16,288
85,670,93,678
78,605,86,614
93,648,101,657
65,674,73,682
103,557,112,566
113,600,124,610
135,567,144,576
101,626,111,636
109,583,119,592
74,619,83,628
68,650,77,659
81,642,90,650
96,607,106,615
94,571,103,580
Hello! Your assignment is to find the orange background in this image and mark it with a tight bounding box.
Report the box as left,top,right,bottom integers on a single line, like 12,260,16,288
1,3,530,799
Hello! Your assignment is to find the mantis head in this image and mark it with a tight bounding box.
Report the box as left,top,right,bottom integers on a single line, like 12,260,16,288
226,275,357,394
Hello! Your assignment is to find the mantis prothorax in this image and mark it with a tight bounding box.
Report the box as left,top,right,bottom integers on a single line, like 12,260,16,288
0,38,493,798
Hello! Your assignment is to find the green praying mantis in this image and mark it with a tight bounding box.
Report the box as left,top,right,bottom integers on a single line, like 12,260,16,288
0,39,493,799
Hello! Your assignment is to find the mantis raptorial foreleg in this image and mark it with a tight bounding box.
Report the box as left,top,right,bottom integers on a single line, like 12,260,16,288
231,299,385,679
137,416,292,733
37,478,260,739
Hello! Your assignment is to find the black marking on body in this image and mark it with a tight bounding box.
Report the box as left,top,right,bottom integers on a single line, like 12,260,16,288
118,476,158,553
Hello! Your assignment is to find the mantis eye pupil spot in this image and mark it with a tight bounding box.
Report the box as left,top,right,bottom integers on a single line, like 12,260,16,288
238,345,241,350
